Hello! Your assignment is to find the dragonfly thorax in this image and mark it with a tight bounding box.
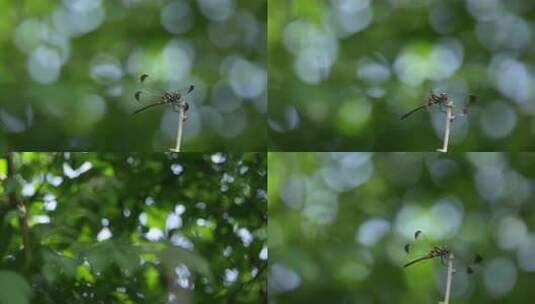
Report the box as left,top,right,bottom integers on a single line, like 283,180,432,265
162,92,178,102
133,74,194,115
429,246,449,257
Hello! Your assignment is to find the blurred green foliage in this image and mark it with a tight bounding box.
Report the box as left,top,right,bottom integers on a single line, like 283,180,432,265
1,152,267,303
0,0,267,151
269,0,535,151
269,152,535,303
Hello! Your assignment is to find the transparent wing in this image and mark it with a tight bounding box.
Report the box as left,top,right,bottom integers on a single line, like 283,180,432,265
466,253,483,274
401,90,441,120
403,230,436,267
404,230,430,256
462,94,478,115
133,74,194,115
134,90,162,104
175,84,195,100
134,73,165,104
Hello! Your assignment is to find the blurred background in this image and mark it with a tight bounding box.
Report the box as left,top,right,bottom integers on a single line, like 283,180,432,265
0,0,266,151
269,152,535,303
0,152,266,303
269,0,535,151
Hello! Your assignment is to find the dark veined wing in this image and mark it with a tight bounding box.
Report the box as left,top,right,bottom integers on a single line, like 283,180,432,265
135,91,143,102
185,84,194,94
134,73,163,103
403,230,431,258
140,73,149,83
133,73,167,113
176,84,195,98
466,253,483,274
400,90,443,120
173,85,195,111
462,94,478,115
133,71,194,114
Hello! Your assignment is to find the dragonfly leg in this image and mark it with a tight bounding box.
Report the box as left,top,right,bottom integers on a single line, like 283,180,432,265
171,103,179,113
438,101,449,114
171,102,189,121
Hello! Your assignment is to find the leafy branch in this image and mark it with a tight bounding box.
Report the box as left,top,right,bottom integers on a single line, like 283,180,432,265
3,153,59,273
6,153,32,272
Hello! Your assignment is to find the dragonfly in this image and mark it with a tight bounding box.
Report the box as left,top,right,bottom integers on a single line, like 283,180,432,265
133,73,194,116
401,91,478,120
403,230,483,274
461,94,478,116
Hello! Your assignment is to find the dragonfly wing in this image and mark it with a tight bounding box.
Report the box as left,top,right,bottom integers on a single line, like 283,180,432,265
186,85,194,94
404,244,411,254
135,91,143,102
462,94,478,114
468,94,477,104
404,230,433,264
176,85,195,98
465,253,483,274
136,73,166,98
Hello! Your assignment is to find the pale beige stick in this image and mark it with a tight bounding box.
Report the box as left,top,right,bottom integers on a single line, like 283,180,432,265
169,107,185,152
443,253,455,304
437,100,453,153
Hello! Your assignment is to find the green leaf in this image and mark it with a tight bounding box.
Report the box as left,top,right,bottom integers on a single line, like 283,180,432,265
75,264,95,284
86,241,114,274
158,247,213,284
113,242,140,276
42,250,78,283
42,261,59,284
144,266,160,290
146,207,168,230
2,177,19,195
0,271,31,304
0,159,6,175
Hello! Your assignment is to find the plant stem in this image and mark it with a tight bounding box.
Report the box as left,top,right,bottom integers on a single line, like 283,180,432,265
170,107,185,152
6,153,32,271
443,253,454,304
437,101,453,153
